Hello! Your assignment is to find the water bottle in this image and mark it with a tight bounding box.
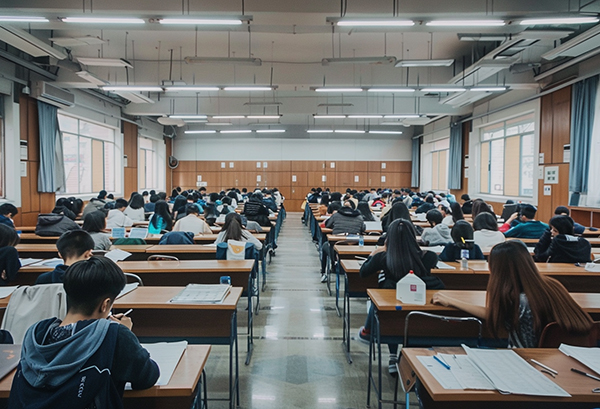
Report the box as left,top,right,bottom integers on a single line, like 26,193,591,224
460,249,469,269
359,235,365,246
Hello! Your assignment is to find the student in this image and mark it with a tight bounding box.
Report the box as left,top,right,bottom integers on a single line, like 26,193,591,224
473,212,505,252
35,212,80,237
460,194,473,214
173,204,212,235
218,196,235,215
471,199,495,220
358,218,444,375
106,199,134,229
144,193,159,213
243,193,271,227
434,240,593,347
439,220,485,261
534,216,591,263
438,202,453,226
318,194,330,216
82,210,112,251
10,257,159,407
554,206,585,234
82,190,109,217
420,209,452,246
450,202,464,224
0,203,18,228
381,201,413,233
501,204,549,239
415,194,435,214
35,230,94,284
148,200,173,234
357,201,376,222
214,213,263,251
142,190,149,203
0,224,21,284
172,194,188,221
124,193,145,222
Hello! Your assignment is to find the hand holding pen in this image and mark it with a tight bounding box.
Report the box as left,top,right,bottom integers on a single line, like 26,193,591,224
109,308,133,330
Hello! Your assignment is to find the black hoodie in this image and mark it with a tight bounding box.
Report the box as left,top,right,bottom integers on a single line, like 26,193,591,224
324,207,365,235
534,231,591,263
35,214,80,237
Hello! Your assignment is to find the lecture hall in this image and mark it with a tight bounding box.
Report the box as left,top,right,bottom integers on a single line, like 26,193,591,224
0,1,599,408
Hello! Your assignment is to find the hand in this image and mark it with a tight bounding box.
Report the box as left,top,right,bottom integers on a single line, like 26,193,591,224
110,314,133,330
0,270,6,281
507,212,519,223
371,244,386,256
432,292,452,307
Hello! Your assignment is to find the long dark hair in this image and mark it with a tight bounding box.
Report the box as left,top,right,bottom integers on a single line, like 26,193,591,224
222,212,244,241
451,220,475,250
385,218,428,281
82,210,106,233
0,224,19,247
450,202,464,223
382,201,413,231
472,199,494,219
128,193,145,210
150,200,173,231
357,201,375,221
473,212,498,231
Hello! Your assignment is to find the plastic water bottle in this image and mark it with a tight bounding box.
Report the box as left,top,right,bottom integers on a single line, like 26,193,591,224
359,235,365,246
460,249,469,269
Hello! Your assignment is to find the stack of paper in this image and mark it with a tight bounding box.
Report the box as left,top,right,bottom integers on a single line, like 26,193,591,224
19,258,42,267
169,284,231,304
30,258,62,267
559,344,600,375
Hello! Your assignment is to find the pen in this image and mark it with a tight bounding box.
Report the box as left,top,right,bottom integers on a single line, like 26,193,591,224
530,359,558,374
571,368,600,382
433,355,451,370
108,308,133,318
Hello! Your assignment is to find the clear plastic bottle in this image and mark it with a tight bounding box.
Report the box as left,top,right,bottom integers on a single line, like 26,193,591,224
460,249,469,269
359,235,364,246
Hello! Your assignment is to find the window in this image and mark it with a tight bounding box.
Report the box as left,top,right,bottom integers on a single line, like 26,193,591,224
0,116,3,198
58,113,121,195
479,113,535,197
430,138,449,191
138,137,165,191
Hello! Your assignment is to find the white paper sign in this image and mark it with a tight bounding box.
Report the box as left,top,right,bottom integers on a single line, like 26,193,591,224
381,162,386,169
229,162,234,168
544,185,551,196
544,166,559,184
292,175,297,182
263,162,268,168
221,162,226,168
197,175,202,182
381,175,386,183
354,175,359,182
322,175,326,182
20,162,27,177
256,161,261,168
257,175,262,182
330,162,335,168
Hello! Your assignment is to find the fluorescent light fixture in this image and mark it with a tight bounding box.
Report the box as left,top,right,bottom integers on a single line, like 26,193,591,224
244,102,282,106
116,92,155,104
336,20,414,27
77,57,133,68
170,115,208,119
212,115,245,119
185,130,216,134
184,57,262,66
223,86,273,91
384,114,420,118
50,36,105,47
0,25,67,59
367,88,415,92
334,129,366,133
395,59,454,67
421,87,467,92
369,130,403,134
307,130,334,133
103,85,162,92
314,87,363,92
206,122,232,126
0,16,48,22
246,115,281,119
313,115,347,119
347,115,383,119
427,20,505,26
470,86,507,92
318,103,353,107
61,17,145,24
159,18,242,25
256,129,286,133
164,86,220,92
183,120,208,123
520,17,599,26
322,56,396,65
75,70,109,86
220,129,252,134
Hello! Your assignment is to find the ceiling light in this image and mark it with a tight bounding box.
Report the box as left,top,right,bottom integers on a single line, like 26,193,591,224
520,17,599,26
220,130,252,134
223,86,274,91
164,86,220,92
159,18,243,25
369,130,403,134
347,115,383,119
183,120,208,123
61,17,145,24
256,129,286,133
0,16,48,22
0,25,67,59
184,57,262,66
314,87,363,92
367,88,415,92
334,130,366,133
421,87,467,92
50,36,105,47
458,33,510,42
75,71,109,86
384,114,420,119
115,92,155,104
246,115,281,119
318,103,354,107
212,115,245,119
307,130,334,133
470,87,507,92
244,102,282,106
185,130,216,134
335,20,414,27
395,59,454,67
322,56,396,65
170,115,208,119
427,20,505,27
313,115,347,119
77,57,133,68
103,85,162,92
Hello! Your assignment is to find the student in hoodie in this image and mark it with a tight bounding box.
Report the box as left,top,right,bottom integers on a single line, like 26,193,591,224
553,206,586,235
52,198,77,221
0,224,21,285
534,216,591,263
262,189,278,212
0,203,17,228
415,194,436,214
420,209,452,246
10,257,159,408
35,230,94,285
439,220,485,262
82,190,109,218
243,192,271,227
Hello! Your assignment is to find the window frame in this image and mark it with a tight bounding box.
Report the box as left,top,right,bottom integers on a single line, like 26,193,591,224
137,136,165,192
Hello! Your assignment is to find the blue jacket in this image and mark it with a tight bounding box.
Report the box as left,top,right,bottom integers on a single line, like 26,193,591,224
438,243,485,262
504,220,549,239
0,215,14,228
35,264,68,285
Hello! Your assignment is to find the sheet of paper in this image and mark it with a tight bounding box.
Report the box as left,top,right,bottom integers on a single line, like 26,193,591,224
129,228,148,239
464,346,571,397
117,283,139,299
112,228,126,239
438,353,495,390
421,245,445,254
142,341,188,386
436,261,456,270
0,286,19,299
170,284,231,304
19,258,43,267
105,248,132,262
30,258,62,267
416,356,463,389
559,344,600,376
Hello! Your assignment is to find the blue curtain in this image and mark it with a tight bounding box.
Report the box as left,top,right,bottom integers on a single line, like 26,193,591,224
37,101,65,193
570,75,599,194
411,137,420,187
448,123,462,190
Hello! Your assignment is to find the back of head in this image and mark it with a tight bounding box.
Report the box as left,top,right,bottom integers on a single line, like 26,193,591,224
554,206,570,216
185,203,200,215
450,202,464,223
473,212,498,231
82,210,106,233
385,219,427,280
357,201,373,219
98,190,107,200
150,194,159,203
389,201,411,222
0,203,17,217
344,200,356,210
158,192,167,200
461,194,470,201
320,194,330,206
129,193,145,209
152,200,173,230
425,195,434,204
549,215,574,235
56,230,95,261
426,209,443,225
223,212,243,241
327,201,342,214
0,224,19,247
520,204,537,220
330,192,342,202
115,198,128,210
451,220,474,249
64,257,126,315
471,199,494,219
222,196,232,205
209,192,220,203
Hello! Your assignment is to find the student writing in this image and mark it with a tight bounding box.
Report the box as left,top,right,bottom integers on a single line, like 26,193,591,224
35,230,94,284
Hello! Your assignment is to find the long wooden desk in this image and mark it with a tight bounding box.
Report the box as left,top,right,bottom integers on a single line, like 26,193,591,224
400,347,600,408
17,232,266,245
327,234,381,244
16,244,152,261
144,245,217,260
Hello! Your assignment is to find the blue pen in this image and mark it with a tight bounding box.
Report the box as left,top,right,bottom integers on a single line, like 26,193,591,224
433,355,451,370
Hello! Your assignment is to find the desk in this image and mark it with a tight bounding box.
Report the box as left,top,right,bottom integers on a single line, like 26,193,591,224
16,244,152,261
145,244,217,260
400,347,600,408
327,234,381,244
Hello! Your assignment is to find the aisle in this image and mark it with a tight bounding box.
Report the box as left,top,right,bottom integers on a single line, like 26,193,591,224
205,212,406,408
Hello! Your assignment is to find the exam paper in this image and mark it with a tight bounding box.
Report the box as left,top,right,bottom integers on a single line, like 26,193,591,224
105,248,132,262
18,258,42,267
0,286,19,299
421,245,445,254
436,261,456,270
559,344,600,376
117,283,139,299
142,341,188,386
364,221,382,231
30,258,62,267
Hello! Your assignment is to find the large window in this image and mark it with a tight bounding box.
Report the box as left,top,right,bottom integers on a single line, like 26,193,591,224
58,113,120,195
430,138,449,191
138,137,165,191
0,116,4,199
479,113,535,197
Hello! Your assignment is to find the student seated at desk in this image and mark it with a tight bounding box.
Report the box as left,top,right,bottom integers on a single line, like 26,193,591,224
243,192,271,227
554,206,586,234
82,210,112,251
381,201,415,233
433,240,593,348
358,218,444,375
148,200,173,234
534,216,591,263
0,203,18,228
420,209,452,246
52,198,77,221
124,192,145,222
35,230,94,285
473,212,505,252
173,204,212,235
82,190,110,218
415,194,435,214
10,257,159,408
317,194,330,216
144,193,158,213
500,204,548,239
215,213,263,251
357,201,376,222
439,220,485,261
0,225,21,284
106,199,134,230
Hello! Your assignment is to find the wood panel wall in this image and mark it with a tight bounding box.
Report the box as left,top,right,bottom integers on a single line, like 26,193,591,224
123,122,138,196
171,160,412,211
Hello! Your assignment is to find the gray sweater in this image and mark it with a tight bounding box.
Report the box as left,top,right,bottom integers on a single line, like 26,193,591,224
324,207,365,235
421,224,452,246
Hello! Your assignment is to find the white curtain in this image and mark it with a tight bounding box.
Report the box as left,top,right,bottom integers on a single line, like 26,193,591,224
582,83,600,207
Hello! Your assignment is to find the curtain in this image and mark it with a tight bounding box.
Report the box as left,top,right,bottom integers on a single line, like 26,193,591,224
37,101,65,193
411,137,420,187
569,75,599,194
583,80,600,206
448,123,462,190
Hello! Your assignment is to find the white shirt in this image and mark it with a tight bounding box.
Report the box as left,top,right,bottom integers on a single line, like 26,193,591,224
215,230,263,251
441,215,454,226
173,214,212,235
123,206,145,222
106,209,133,229
474,229,506,251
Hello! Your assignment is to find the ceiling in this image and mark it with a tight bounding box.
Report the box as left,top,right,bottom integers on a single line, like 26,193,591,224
1,0,600,136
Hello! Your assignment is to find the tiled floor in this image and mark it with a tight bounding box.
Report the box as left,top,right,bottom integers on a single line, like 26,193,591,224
203,212,414,408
